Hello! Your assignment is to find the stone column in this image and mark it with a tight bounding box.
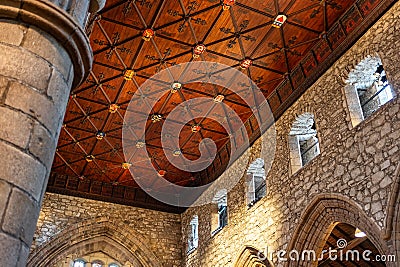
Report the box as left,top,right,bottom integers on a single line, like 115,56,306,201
0,0,104,265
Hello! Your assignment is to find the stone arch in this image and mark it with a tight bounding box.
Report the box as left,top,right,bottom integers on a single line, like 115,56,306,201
394,192,400,262
286,193,391,267
27,216,162,267
234,246,273,267
384,162,400,259
337,49,377,83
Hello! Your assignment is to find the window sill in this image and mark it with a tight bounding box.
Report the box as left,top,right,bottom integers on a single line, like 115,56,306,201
211,226,225,237
187,247,197,255
247,197,263,209
290,152,322,176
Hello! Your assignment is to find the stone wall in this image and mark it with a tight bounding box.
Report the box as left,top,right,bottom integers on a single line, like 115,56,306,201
181,2,400,267
32,193,182,267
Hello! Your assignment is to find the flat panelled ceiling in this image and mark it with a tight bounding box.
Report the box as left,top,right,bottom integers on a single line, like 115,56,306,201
47,0,392,212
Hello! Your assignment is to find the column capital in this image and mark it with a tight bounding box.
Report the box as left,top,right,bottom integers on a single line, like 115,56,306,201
0,0,93,88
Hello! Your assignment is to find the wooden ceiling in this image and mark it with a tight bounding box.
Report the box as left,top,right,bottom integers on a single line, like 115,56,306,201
48,0,394,212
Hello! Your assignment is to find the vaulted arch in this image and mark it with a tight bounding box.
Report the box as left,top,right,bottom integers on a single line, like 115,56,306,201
27,216,162,267
234,246,273,267
286,193,391,267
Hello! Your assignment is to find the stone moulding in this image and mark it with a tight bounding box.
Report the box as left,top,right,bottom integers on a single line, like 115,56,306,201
0,0,93,88
383,162,400,240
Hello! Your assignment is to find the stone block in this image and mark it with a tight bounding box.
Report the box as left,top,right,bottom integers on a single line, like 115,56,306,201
0,20,25,46
0,107,33,149
3,188,39,245
0,141,46,201
47,68,71,133
16,244,30,267
47,68,70,107
5,81,58,135
28,122,57,169
0,233,20,266
22,26,72,80
0,75,9,102
0,179,11,220
0,43,51,92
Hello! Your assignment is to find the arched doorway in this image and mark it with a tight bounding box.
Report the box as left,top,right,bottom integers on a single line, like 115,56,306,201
286,194,392,267
318,223,386,266
27,217,162,267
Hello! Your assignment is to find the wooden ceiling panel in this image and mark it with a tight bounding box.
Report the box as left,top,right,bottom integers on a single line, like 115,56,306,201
327,0,354,28
133,0,161,26
208,40,243,61
154,0,187,29
288,3,325,32
278,0,296,11
133,42,162,74
237,0,276,16
189,7,222,42
49,0,393,211
203,8,232,44
156,23,196,44
90,60,124,82
230,5,271,30
79,78,123,105
283,23,320,69
202,49,240,67
250,27,283,59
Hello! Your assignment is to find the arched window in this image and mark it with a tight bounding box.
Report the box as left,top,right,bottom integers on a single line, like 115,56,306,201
109,263,120,267
73,259,86,267
211,190,228,235
246,158,266,207
187,215,199,253
345,56,394,127
288,113,320,174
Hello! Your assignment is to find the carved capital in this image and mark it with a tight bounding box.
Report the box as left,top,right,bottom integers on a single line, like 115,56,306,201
0,0,93,88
